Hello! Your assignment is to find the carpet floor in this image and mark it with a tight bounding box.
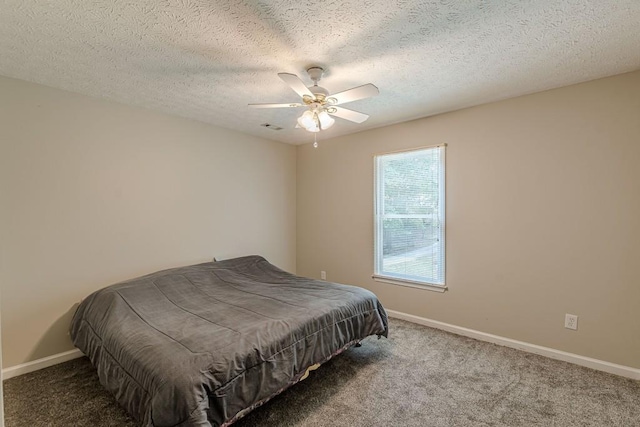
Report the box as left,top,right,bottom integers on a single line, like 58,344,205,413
4,318,640,426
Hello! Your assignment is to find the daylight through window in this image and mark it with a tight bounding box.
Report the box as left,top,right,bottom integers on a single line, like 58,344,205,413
374,145,445,288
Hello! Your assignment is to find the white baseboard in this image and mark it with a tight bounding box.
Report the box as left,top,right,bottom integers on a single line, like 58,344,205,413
386,309,640,381
2,349,84,380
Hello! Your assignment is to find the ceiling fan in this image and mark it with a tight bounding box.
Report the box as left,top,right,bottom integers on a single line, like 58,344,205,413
249,67,379,133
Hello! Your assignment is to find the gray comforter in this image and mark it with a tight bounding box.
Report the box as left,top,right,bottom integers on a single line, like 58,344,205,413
70,255,388,426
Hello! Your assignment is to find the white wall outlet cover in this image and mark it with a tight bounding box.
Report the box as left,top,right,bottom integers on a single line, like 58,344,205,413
565,314,578,330
320,271,326,280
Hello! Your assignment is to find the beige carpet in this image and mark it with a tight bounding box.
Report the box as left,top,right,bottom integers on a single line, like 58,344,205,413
4,319,640,426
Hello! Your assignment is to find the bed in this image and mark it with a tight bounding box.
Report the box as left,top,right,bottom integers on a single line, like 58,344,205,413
70,255,388,426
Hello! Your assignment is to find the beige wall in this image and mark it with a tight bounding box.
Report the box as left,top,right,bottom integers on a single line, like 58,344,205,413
2,71,638,373
297,71,640,369
0,91,5,420
0,76,296,368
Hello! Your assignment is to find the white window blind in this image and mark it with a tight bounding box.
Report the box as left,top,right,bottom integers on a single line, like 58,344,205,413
374,145,445,288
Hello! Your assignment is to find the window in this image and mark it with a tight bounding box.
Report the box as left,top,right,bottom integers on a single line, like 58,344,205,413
374,145,446,291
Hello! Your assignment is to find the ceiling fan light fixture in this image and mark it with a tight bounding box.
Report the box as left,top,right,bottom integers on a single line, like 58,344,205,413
298,108,334,132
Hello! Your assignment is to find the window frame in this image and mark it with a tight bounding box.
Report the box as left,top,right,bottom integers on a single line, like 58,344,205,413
373,144,447,293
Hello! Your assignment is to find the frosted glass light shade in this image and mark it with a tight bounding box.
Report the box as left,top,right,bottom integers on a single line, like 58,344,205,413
297,110,315,129
317,110,335,129
297,110,320,132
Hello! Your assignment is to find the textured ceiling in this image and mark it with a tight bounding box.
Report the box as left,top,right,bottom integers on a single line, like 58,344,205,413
1,1,639,145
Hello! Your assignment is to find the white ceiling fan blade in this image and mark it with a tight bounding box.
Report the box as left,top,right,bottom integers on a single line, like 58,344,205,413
278,73,314,98
329,84,379,105
329,106,369,123
248,102,303,108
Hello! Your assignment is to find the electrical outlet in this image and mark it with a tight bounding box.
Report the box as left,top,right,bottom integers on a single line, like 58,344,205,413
565,314,578,330
320,271,326,280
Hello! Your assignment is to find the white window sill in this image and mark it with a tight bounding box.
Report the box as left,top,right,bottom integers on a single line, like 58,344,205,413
372,275,447,293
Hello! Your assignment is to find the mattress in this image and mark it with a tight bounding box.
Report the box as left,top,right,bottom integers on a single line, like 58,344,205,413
70,255,388,426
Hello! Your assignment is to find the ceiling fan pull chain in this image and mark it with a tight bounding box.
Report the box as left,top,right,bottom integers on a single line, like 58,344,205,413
313,133,318,148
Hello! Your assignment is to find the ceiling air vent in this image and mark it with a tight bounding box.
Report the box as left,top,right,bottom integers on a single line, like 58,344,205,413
260,123,283,131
